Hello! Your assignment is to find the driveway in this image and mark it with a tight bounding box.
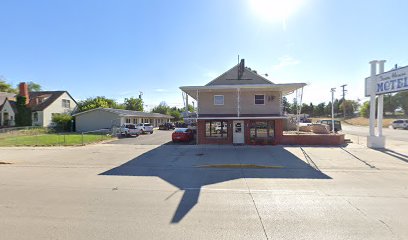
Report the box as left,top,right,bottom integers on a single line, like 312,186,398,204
109,128,195,145
1,142,408,239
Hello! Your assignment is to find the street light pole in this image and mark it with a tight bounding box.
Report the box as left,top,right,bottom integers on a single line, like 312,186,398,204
331,88,336,133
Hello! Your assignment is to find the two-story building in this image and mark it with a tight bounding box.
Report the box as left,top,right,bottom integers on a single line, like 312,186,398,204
180,59,306,145
0,82,77,127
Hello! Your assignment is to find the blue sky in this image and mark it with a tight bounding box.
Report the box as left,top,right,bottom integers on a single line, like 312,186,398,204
1,0,408,110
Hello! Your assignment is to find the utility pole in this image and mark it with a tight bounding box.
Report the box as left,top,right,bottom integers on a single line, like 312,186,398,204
340,84,347,118
331,88,336,133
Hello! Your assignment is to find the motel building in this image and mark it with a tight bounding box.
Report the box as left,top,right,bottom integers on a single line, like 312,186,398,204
180,59,310,145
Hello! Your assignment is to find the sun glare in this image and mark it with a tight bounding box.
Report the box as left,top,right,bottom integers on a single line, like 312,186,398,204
249,0,305,25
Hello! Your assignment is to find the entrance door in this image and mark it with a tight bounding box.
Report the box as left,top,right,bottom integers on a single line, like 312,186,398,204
233,120,245,144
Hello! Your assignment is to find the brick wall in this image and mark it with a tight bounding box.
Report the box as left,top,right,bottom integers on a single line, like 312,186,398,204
196,119,344,146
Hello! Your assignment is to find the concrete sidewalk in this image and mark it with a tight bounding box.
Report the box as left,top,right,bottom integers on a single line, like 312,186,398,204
1,143,408,239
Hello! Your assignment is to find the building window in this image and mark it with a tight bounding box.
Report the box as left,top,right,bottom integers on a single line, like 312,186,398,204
250,121,275,141
214,95,224,105
33,112,39,122
62,99,70,108
126,118,131,123
254,95,265,105
205,121,228,138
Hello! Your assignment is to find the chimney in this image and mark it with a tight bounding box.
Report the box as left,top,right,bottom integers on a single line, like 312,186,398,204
238,59,245,79
19,82,29,105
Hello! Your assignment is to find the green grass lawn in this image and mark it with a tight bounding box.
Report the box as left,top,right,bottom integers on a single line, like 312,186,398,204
0,133,113,146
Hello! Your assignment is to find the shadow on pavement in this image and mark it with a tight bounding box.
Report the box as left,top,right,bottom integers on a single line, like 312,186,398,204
376,148,408,163
100,145,331,223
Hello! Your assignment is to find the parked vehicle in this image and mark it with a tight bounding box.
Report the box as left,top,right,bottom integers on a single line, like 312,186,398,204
316,119,342,132
136,123,154,134
159,122,175,130
172,128,194,142
187,122,197,133
391,119,408,129
120,124,141,137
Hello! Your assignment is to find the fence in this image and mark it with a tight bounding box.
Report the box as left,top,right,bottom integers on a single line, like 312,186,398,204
0,126,113,146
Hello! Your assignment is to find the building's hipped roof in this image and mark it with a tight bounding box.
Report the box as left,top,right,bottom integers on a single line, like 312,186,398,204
72,108,174,119
180,59,306,99
205,62,274,86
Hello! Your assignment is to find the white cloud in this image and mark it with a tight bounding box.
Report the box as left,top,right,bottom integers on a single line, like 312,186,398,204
272,55,300,71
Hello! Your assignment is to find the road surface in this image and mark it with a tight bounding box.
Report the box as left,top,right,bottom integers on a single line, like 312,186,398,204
342,123,408,142
1,142,408,239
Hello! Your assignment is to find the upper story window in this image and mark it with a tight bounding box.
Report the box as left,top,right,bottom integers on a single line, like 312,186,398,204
214,95,224,105
62,99,70,108
254,95,265,105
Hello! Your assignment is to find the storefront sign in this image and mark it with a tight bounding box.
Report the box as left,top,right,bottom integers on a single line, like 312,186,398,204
365,65,408,96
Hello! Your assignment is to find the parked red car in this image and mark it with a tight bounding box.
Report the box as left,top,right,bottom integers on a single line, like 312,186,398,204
172,128,194,142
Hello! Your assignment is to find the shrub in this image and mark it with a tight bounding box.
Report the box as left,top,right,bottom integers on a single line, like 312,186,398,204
52,113,73,132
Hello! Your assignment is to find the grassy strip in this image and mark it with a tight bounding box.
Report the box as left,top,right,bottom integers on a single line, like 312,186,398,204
0,133,112,147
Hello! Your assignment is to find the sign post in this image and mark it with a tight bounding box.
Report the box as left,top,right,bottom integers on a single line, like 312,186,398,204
365,60,408,148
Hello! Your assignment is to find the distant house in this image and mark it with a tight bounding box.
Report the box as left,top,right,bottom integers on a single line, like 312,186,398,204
180,59,306,145
0,92,17,127
0,82,77,128
73,108,174,132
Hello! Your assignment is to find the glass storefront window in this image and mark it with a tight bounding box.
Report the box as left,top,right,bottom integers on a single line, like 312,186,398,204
249,121,275,140
205,121,228,138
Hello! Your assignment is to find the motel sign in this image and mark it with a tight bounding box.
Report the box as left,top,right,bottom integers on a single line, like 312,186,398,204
365,61,408,148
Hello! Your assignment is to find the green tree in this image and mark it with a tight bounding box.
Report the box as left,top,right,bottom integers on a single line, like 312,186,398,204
282,96,291,114
77,96,118,112
395,91,408,114
0,79,17,93
290,98,298,114
169,109,181,121
360,101,370,118
301,103,311,116
52,113,73,131
151,101,170,115
324,101,332,116
124,97,144,111
14,96,32,126
27,81,42,92
340,100,357,117
383,94,398,115
314,102,326,117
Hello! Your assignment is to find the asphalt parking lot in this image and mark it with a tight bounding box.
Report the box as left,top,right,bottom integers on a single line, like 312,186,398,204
110,128,195,145
1,141,408,239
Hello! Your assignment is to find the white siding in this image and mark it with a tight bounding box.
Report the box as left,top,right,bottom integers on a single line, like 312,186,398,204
32,111,44,126
75,109,120,132
0,101,16,126
41,92,77,127
197,90,281,115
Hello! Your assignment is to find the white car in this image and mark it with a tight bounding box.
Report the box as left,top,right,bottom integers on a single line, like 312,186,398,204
136,123,154,134
120,124,142,137
391,119,408,130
